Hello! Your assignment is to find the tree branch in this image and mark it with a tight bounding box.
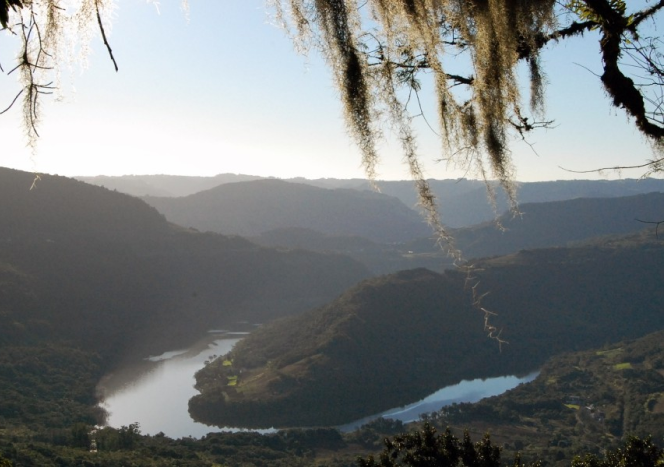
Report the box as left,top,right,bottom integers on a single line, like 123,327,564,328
96,0,118,72
583,0,664,139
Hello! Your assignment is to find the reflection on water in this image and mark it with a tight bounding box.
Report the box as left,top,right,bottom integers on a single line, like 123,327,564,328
100,332,539,438
339,371,539,432
99,332,245,439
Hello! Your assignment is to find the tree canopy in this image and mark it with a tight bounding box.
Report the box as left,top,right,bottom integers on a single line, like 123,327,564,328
356,424,664,467
2,0,663,247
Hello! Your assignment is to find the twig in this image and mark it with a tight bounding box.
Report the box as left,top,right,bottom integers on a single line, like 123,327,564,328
0,89,24,114
96,0,118,72
559,156,664,174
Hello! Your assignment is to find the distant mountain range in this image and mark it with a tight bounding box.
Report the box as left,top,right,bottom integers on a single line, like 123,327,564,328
190,230,664,427
76,173,264,197
142,179,432,243
453,191,664,258
77,174,664,227
251,192,664,274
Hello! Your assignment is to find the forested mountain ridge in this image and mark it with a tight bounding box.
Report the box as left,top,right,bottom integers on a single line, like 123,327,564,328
0,167,374,461
190,230,664,428
1,168,168,244
142,179,432,243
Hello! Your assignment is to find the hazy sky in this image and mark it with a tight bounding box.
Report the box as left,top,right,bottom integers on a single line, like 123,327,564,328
0,1,659,181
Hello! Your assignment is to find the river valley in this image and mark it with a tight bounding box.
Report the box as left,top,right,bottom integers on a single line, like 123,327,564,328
98,332,539,438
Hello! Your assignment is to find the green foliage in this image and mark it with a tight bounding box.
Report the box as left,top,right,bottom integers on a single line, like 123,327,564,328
356,425,664,467
356,424,508,467
428,329,664,466
565,0,630,28
0,343,104,430
572,436,664,467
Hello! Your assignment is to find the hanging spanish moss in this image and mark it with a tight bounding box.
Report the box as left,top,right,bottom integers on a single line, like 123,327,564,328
2,0,117,151
271,0,559,259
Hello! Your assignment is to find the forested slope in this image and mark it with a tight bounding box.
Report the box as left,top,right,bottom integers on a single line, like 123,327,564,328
191,230,664,428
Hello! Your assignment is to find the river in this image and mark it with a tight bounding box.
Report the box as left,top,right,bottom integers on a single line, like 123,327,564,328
97,331,262,439
98,333,538,438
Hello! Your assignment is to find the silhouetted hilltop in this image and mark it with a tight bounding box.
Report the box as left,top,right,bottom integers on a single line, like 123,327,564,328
76,173,264,197
0,168,168,244
190,230,664,427
143,179,431,243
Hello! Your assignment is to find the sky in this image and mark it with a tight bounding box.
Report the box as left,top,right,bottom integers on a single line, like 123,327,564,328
0,0,660,182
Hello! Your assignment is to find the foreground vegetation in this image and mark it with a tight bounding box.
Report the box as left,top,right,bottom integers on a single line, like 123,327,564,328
357,424,664,467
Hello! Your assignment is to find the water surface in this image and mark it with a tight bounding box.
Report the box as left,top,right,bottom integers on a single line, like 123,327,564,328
100,333,538,437
339,371,539,431
99,332,246,438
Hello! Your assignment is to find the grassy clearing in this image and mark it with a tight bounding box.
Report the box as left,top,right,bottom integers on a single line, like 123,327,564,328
613,362,632,370
596,348,624,358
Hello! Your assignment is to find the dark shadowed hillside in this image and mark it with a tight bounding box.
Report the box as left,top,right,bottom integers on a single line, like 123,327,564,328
190,230,664,428
455,191,664,258
0,168,371,360
250,227,449,275
142,179,432,242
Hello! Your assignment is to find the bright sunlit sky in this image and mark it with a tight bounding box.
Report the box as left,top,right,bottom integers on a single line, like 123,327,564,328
0,1,659,181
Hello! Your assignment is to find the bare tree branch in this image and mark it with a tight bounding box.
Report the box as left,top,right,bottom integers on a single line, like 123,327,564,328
96,0,118,72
